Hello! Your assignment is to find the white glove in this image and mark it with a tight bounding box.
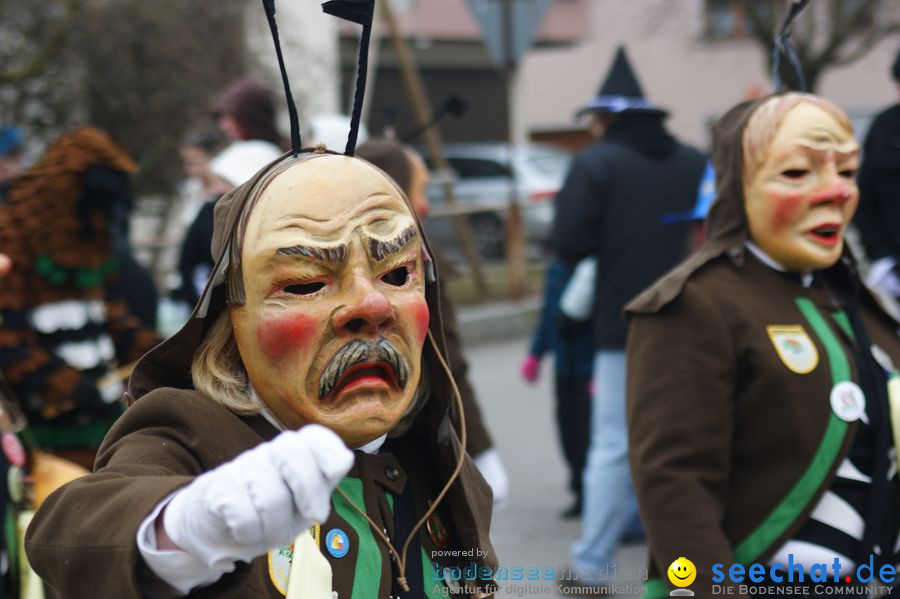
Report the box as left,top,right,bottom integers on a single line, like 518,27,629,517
473,448,509,512
867,257,900,298
162,424,353,573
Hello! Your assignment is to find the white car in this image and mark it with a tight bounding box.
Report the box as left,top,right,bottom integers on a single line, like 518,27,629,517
422,143,572,258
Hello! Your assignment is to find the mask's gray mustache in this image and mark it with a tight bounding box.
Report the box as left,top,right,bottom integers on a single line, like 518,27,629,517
318,338,409,399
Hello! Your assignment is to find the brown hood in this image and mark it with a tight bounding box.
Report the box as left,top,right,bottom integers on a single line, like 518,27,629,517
626,98,773,315
127,147,497,571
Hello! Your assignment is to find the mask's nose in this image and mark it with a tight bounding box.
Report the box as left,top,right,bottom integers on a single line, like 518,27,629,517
810,156,857,207
332,274,394,336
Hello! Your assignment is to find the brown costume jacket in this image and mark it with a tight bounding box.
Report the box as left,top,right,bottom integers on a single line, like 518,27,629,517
625,97,900,599
26,388,497,598
627,250,900,598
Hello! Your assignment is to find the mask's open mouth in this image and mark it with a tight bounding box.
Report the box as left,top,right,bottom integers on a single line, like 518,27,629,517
805,223,841,246
327,361,400,400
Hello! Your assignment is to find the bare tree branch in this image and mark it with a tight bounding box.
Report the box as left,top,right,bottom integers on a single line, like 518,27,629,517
0,0,79,84
745,0,896,92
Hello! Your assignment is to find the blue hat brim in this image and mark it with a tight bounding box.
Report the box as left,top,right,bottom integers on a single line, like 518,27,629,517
575,95,667,120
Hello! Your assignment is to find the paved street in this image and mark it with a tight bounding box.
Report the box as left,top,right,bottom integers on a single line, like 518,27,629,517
464,336,647,598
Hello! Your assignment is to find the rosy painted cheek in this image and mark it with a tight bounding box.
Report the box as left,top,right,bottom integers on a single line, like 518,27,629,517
257,313,318,361
413,300,430,345
768,191,807,231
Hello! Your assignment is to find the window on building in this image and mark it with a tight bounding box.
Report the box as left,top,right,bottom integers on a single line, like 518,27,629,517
704,0,751,39
706,0,875,43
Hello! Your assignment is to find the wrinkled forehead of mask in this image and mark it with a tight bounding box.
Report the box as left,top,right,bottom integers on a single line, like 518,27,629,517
740,93,854,185
217,153,433,305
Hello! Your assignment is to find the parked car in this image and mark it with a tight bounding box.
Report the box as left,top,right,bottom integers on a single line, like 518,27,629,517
421,143,572,258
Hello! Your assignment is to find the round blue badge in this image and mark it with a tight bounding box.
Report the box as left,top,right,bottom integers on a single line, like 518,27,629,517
325,528,350,558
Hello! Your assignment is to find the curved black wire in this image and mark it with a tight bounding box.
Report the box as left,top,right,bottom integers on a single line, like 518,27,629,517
400,95,468,144
771,0,811,92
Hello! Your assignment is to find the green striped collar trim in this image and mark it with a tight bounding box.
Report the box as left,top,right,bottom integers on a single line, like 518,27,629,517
332,478,382,599
733,297,850,564
332,481,446,598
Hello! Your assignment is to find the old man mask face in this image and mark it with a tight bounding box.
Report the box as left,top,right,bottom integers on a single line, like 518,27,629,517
230,155,430,447
743,98,860,272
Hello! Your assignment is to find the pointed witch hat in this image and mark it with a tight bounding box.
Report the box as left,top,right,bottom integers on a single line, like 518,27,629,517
576,45,667,119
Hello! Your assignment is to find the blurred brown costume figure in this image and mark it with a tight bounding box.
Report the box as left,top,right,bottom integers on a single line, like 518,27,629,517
627,94,900,598
0,128,159,468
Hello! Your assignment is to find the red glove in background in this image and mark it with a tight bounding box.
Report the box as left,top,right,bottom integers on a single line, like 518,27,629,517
520,354,540,384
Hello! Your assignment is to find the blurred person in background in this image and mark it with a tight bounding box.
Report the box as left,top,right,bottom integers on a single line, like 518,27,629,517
159,127,228,336
356,138,509,509
552,45,706,581
172,78,287,311
0,126,26,203
106,157,160,332
167,127,227,309
211,77,287,151
661,159,717,252
854,47,900,306
175,138,282,310
520,256,593,519
177,126,227,232
0,127,160,469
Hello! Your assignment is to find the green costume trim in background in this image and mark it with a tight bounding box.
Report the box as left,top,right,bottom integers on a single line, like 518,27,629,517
34,254,117,289
29,416,119,450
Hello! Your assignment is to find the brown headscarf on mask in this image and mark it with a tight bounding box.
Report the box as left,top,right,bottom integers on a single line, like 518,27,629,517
626,96,847,315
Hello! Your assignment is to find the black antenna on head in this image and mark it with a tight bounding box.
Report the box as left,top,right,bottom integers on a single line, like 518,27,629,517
772,0,811,92
261,0,302,155
322,0,376,156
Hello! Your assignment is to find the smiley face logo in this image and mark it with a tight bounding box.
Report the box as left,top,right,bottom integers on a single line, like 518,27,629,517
668,557,696,588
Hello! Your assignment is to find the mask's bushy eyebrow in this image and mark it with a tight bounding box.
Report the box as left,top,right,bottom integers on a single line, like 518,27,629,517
276,244,348,264
368,225,418,261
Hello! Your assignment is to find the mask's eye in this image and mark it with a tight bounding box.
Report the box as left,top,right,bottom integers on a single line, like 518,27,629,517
283,281,325,295
782,169,809,179
839,168,857,179
381,265,411,287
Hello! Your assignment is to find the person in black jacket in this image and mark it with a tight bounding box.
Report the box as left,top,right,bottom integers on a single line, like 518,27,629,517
854,47,900,304
551,45,706,579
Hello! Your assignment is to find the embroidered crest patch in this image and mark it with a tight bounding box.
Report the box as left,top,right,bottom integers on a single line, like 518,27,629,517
766,325,819,374
268,542,294,596
268,524,320,595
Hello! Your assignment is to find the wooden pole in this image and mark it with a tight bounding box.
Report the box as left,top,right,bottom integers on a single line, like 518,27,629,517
500,0,528,298
379,0,489,297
